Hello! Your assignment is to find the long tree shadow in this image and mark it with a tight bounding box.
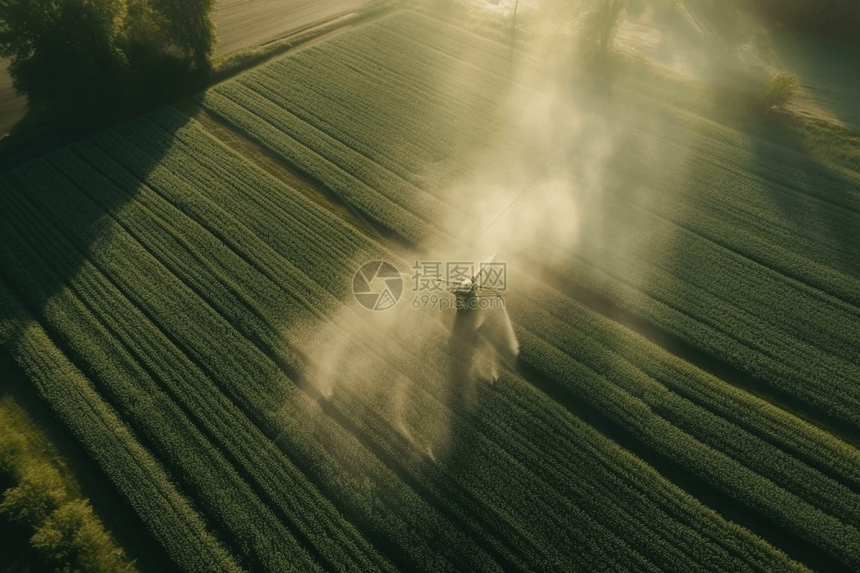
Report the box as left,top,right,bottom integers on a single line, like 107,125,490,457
0,108,205,573
743,115,860,279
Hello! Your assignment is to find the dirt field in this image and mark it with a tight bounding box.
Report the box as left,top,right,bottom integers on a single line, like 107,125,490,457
213,0,375,55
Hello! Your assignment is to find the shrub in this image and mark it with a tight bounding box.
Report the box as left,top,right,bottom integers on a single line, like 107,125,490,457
0,464,68,526
0,0,216,114
759,71,799,110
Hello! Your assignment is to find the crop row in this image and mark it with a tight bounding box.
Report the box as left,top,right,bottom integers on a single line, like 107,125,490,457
579,195,860,367
607,96,860,216
346,18,518,120
55,144,416,570
322,29,503,137
67,110,840,568
200,10,529,245
218,77,469,236
249,28,495,189
625,171,860,308
509,306,860,567
478,370,807,573
200,87,441,245
613,140,860,279
332,27,506,133
110,116,379,300
261,276,811,573
267,314,664,572
78,115,576,572
0,284,243,573
55,112,509,571
328,373,664,572
510,273,860,490
242,56,470,197
224,288,771,573
507,278,860,527
600,114,860,305
29,107,805,573
331,307,813,572
374,10,550,93
117,112,735,571
0,163,387,572
378,11,522,77
532,223,860,428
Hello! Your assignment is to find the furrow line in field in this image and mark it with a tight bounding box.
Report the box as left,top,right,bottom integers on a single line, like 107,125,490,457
514,325,860,569
210,80,457,233
0,203,322,573
536,239,860,429
520,269,860,491
508,282,860,528
328,29,508,124
229,77,470,237
338,310,799,572
0,213,246,573
200,88,440,245
592,197,860,364
273,46,480,172
243,63,466,202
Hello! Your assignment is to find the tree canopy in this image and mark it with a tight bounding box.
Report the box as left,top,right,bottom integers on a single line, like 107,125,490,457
0,0,216,113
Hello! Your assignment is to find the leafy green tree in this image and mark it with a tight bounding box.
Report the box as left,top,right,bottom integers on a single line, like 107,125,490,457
760,71,799,110
0,0,130,110
31,498,136,572
149,0,216,72
0,0,217,115
0,463,68,526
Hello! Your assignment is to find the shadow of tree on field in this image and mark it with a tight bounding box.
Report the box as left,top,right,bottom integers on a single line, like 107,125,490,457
0,109,198,573
743,118,860,279
0,0,217,166
0,110,190,316
649,73,860,573
617,0,860,280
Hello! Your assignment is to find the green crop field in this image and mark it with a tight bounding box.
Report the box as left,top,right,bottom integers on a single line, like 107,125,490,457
1,6,859,573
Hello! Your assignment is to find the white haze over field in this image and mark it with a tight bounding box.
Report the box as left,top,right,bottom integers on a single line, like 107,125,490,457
285,0,613,460
286,0,810,460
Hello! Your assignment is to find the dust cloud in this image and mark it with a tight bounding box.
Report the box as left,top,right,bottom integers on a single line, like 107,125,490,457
287,0,801,460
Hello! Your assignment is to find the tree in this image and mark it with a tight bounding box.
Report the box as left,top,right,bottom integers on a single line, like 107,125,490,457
149,0,216,72
0,0,217,115
577,0,641,93
0,463,68,526
0,0,130,110
759,71,799,110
